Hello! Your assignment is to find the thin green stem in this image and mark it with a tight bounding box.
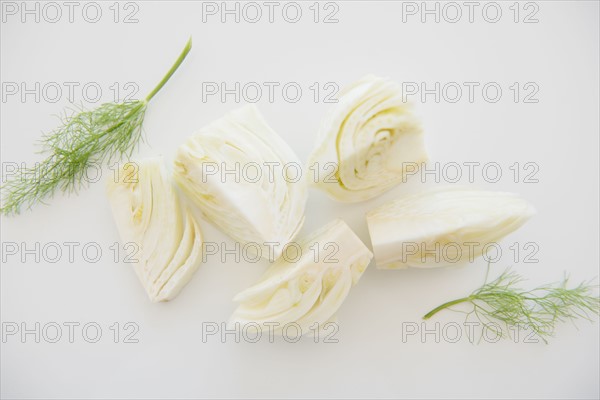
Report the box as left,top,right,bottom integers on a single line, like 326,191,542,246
423,297,471,320
145,36,192,102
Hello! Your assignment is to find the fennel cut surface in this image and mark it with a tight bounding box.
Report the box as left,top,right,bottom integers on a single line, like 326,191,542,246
107,157,203,302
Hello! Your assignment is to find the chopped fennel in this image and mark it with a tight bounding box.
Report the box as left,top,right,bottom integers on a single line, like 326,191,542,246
174,105,306,260
229,219,372,334
107,157,203,302
366,187,536,269
308,75,427,202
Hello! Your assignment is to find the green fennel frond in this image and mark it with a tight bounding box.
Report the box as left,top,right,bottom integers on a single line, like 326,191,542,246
423,265,600,343
1,37,192,216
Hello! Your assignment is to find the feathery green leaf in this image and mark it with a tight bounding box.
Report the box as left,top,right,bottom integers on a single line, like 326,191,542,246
1,37,192,215
423,265,600,343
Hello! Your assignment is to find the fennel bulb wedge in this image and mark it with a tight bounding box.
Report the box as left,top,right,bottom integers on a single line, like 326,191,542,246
174,105,307,260
308,75,427,202
366,187,536,269
107,157,203,302
229,219,372,334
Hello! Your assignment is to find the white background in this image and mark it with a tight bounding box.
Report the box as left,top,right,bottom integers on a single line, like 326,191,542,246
1,1,599,398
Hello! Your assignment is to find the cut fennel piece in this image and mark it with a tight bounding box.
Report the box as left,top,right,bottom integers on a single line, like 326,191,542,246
366,187,536,269
308,75,427,202
107,157,203,302
174,105,306,260
229,219,373,335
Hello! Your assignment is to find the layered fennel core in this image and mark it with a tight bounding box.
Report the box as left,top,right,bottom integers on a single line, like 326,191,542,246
229,219,373,333
308,75,428,203
366,187,536,269
106,157,203,302
173,105,307,260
